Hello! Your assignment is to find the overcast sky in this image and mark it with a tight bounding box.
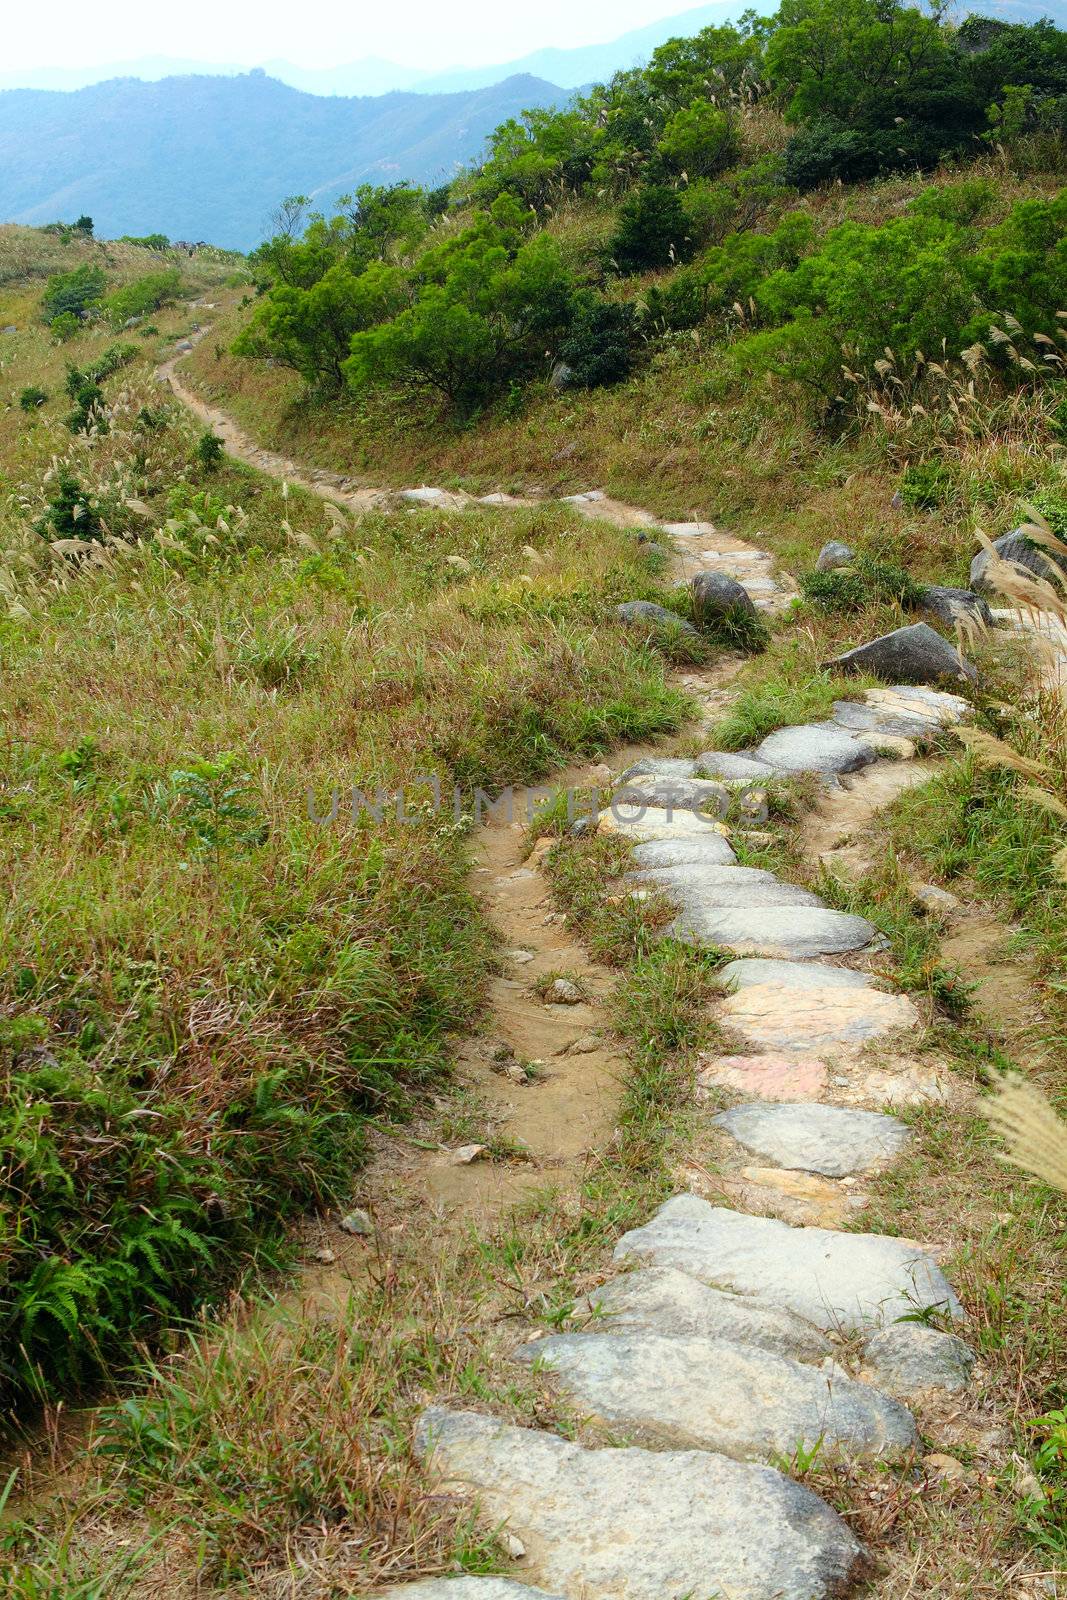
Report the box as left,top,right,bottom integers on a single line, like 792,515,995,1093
5,0,687,70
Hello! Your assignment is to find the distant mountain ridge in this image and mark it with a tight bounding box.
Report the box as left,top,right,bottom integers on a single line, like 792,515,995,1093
1,0,1063,96
0,72,566,251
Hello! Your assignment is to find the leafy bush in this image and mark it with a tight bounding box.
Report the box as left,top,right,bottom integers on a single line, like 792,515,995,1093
610,185,692,273
657,99,739,178
34,470,103,542
18,386,48,412
799,555,927,611
899,460,956,510
41,264,106,325
196,430,226,471
49,311,81,343
119,232,170,250
102,269,183,329
558,297,638,387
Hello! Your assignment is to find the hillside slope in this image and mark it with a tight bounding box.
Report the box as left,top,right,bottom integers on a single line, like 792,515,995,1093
0,71,565,249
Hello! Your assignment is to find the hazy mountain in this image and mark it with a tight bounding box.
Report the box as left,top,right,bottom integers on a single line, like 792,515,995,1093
0,72,565,251
1,0,1063,97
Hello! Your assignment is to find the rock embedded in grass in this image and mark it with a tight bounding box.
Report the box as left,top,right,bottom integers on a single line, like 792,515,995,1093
415,1406,872,1600
690,570,758,622
815,540,855,572
918,585,994,630
712,1102,911,1177
859,1323,977,1398
614,599,699,635
970,526,1067,595
514,1329,918,1461
615,1195,964,1331
828,622,977,686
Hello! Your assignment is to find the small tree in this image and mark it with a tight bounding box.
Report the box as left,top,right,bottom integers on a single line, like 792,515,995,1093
195,430,225,471
610,185,692,272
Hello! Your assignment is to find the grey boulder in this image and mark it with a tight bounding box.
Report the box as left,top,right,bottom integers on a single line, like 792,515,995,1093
815,540,855,573
713,1102,911,1177
751,723,876,777
615,1195,964,1331
859,1322,976,1398
516,1330,917,1461
970,527,1067,596
691,570,757,621
615,600,698,635
828,622,977,687
919,585,994,631
574,1264,832,1359
416,1407,870,1600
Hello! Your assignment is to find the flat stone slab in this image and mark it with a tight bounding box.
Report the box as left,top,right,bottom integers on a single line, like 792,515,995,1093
600,806,729,845
719,980,919,1052
859,1323,976,1399
751,724,876,777
866,685,970,722
615,777,730,812
669,905,876,957
574,1265,832,1359
695,750,776,781
416,1407,870,1600
634,866,824,912
713,1102,911,1177
698,1053,830,1102
662,520,717,536
628,835,738,868
379,1584,564,1600
829,700,945,740
720,958,873,993
615,1195,963,1331
516,1331,917,1462
620,756,697,781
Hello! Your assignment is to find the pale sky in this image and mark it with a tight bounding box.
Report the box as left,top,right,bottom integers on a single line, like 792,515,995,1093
4,0,689,71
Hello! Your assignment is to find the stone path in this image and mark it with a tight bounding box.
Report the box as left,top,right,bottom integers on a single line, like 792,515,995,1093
392,519,978,1600
156,344,992,1600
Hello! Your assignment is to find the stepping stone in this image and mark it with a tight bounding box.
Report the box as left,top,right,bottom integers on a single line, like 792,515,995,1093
733,1166,860,1229
829,700,945,740
632,865,824,911
402,486,456,505
515,1331,917,1462
621,756,697,780
695,750,775,781
669,905,876,958
719,979,919,1053
713,1102,911,1177
751,723,876,777
663,520,716,536
615,776,730,812
615,1195,963,1331
629,835,738,868
416,1407,870,1600
600,806,728,844
859,1324,976,1399
698,1053,829,1102
573,1265,832,1359
866,685,970,722
380,1585,563,1600
720,958,873,992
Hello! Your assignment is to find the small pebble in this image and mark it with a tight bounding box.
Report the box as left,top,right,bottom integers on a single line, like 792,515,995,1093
547,977,584,1005
339,1208,373,1236
450,1143,488,1165
505,1533,526,1559
313,1247,336,1264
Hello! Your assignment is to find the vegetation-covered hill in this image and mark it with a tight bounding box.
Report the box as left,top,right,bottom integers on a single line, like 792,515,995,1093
1,4,1066,1592
0,71,565,250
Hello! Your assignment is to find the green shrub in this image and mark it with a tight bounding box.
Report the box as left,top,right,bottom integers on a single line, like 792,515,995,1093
799,555,927,612
102,269,183,329
49,311,81,343
558,297,638,388
33,470,103,542
18,386,48,412
610,185,692,273
195,430,226,471
899,461,956,510
41,264,106,325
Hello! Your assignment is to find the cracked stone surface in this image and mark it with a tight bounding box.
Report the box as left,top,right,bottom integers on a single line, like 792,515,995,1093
719,978,919,1052
632,865,824,911
829,699,947,740
750,723,876,777
415,1407,870,1600
615,1195,963,1331
628,834,738,868
515,1331,917,1461
720,958,874,992
669,904,876,958
572,1265,832,1359
859,1323,977,1398
713,1102,911,1176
